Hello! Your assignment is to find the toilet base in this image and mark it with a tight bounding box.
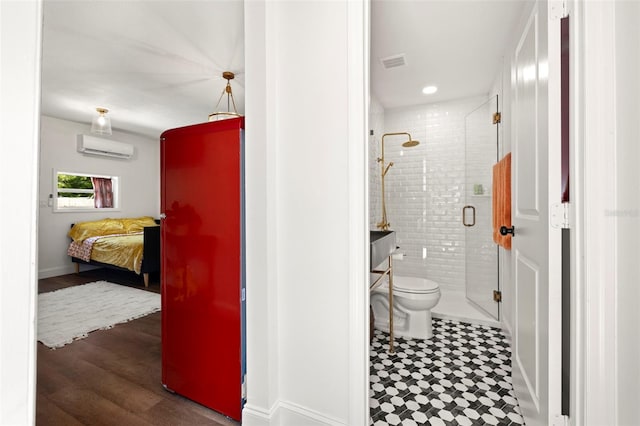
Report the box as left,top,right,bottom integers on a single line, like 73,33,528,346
371,294,435,340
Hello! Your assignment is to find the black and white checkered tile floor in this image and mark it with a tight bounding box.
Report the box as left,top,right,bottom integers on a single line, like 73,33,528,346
370,318,525,426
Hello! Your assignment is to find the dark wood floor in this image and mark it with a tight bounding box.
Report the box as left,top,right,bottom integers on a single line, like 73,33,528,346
37,269,238,426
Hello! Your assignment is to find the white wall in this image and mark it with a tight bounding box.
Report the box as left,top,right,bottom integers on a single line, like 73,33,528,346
577,1,640,424
376,96,489,292
243,1,368,425
38,116,160,278
243,0,279,420
0,1,41,423
613,3,640,422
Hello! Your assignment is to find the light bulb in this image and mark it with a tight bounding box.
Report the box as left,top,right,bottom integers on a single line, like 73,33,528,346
91,107,112,135
422,85,438,95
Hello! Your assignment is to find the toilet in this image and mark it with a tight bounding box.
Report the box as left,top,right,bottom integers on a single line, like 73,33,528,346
371,275,441,340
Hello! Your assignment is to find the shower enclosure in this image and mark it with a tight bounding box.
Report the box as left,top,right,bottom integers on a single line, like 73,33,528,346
371,95,501,324
463,95,500,320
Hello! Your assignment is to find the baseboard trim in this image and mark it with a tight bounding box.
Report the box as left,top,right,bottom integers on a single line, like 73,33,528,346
242,403,273,426
38,265,75,279
501,318,513,342
38,263,100,280
243,400,346,426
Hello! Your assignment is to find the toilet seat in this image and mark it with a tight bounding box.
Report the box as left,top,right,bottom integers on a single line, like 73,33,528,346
378,277,439,295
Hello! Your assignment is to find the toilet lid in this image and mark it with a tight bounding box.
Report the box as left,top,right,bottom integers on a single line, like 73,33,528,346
379,277,439,294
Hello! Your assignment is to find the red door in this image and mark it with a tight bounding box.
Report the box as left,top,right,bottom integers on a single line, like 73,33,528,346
161,117,244,421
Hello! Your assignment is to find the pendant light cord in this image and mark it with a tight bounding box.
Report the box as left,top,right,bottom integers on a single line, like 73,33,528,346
213,79,238,115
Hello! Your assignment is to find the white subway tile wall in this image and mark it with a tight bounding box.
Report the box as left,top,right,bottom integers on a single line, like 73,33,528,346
369,95,491,292
369,98,385,230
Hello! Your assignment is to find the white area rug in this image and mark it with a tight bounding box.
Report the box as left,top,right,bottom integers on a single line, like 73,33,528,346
38,281,160,349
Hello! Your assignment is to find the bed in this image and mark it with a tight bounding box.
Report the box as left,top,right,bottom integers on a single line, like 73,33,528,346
67,217,160,287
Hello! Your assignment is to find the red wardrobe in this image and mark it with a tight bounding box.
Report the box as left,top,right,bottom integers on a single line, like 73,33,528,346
160,117,245,421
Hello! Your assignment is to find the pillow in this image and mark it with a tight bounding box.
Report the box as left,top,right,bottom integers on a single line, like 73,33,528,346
68,218,127,242
121,216,158,233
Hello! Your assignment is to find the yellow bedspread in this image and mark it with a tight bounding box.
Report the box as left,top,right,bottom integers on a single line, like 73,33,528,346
90,233,144,274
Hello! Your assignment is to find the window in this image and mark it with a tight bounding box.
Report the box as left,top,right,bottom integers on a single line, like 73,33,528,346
54,170,119,212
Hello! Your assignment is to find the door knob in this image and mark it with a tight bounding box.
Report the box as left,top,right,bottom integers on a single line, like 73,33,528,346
500,226,515,236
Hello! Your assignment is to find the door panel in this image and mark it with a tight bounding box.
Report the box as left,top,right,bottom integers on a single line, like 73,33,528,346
515,253,540,410
511,2,561,425
514,17,541,218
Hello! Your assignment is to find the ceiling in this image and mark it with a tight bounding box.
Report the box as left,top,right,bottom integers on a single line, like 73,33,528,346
41,0,244,139
371,0,527,109
41,1,526,140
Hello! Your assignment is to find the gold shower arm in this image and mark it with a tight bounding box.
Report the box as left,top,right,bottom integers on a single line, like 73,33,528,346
376,132,420,231
382,162,394,177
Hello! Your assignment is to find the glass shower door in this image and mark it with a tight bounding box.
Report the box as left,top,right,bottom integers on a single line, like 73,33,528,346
464,95,499,320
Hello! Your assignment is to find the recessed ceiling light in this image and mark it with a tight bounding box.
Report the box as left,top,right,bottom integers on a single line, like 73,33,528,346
422,85,438,95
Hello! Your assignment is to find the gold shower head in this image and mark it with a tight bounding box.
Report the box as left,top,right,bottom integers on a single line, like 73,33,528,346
376,131,421,231
382,132,419,149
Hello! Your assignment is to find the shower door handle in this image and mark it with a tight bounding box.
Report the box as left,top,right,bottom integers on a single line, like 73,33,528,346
462,205,476,227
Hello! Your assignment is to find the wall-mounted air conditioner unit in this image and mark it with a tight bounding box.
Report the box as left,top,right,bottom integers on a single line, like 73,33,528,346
77,134,134,159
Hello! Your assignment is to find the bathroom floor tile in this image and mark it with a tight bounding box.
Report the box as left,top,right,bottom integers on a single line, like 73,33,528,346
370,318,525,426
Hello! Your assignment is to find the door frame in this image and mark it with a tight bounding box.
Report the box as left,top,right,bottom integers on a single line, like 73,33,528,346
0,1,42,424
569,0,624,424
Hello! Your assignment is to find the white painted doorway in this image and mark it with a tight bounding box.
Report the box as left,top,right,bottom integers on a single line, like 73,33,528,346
510,1,563,425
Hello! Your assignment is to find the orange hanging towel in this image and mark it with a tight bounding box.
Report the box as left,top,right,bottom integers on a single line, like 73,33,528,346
492,153,512,250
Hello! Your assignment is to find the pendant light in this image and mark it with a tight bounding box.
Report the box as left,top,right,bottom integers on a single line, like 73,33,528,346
208,71,241,121
91,107,112,135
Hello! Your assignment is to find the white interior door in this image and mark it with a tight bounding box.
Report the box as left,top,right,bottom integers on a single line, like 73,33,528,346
510,1,562,425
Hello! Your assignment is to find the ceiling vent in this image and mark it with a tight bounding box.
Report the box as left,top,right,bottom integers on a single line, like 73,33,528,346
380,54,407,69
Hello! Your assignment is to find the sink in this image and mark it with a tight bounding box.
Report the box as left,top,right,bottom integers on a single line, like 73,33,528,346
370,230,396,271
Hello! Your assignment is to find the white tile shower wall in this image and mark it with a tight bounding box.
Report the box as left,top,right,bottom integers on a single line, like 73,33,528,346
376,96,489,292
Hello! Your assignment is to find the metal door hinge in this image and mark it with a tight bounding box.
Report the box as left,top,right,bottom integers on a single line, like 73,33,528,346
242,374,247,399
493,112,501,124
552,414,569,426
550,1,568,20
551,202,571,229
493,290,502,303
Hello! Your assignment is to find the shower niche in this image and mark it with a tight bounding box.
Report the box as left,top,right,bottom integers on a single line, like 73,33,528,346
464,95,500,320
